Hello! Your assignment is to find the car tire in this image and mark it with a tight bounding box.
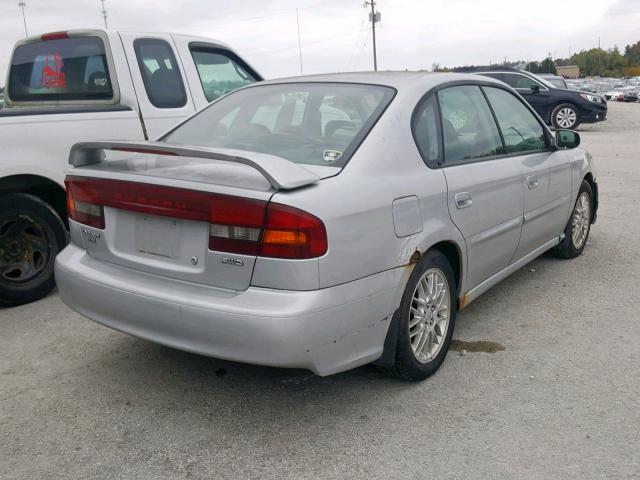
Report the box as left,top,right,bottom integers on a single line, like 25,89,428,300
0,193,67,307
551,103,581,130
554,180,593,259
385,249,457,381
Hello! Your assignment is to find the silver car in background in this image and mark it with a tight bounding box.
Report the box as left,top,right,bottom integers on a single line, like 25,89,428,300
55,73,598,381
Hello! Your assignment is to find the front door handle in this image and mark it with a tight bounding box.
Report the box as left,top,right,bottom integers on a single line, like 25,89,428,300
455,192,473,209
526,175,539,189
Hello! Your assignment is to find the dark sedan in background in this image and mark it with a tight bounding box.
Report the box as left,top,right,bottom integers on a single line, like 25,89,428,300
459,67,607,129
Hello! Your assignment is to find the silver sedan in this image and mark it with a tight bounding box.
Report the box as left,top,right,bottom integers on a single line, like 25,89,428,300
55,72,598,380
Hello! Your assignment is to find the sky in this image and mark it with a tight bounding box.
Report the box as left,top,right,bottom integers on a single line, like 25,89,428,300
0,0,639,84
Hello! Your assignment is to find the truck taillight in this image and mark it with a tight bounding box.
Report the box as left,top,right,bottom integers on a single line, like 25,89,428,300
64,176,327,259
41,32,69,41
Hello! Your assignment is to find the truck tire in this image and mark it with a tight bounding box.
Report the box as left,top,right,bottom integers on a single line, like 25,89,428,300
0,193,67,307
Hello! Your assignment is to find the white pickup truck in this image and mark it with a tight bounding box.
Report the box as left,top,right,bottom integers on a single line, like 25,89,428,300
0,29,261,306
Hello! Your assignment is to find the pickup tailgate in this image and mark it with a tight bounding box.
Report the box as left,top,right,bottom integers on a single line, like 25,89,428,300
66,145,337,291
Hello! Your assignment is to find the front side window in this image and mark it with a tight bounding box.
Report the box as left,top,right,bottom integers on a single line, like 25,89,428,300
8,36,113,102
437,86,504,163
190,47,258,102
134,38,187,109
163,83,395,168
483,87,547,153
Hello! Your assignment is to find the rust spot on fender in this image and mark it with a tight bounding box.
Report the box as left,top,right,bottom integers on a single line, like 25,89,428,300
459,293,470,310
408,250,422,265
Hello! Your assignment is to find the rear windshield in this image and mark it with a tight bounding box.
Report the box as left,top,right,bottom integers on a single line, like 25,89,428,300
8,36,113,102
162,83,395,168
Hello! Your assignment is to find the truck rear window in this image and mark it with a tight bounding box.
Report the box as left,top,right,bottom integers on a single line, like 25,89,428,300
8,36,113,103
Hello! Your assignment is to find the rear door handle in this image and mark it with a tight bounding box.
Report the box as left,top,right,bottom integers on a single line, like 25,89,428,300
526,175,539,189
455,192,473,209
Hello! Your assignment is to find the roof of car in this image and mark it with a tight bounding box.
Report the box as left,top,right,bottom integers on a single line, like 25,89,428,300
257,71,498,91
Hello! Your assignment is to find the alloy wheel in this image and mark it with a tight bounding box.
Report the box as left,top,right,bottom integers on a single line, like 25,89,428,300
556,108,577,128
409,268,451,363
571,192,591,249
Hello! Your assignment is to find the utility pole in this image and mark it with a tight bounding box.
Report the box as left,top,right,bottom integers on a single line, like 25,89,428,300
296,9,303,75
363,1,380,71
100,0,108,30
18,2,28,37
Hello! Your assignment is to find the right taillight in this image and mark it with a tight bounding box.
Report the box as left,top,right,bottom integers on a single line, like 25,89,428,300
260,203,327,259
209,201,327,259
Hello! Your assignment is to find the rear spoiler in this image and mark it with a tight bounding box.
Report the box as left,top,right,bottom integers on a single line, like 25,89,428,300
69,141,320,191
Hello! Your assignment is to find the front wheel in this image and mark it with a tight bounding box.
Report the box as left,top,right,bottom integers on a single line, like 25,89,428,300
551,103,581,130
555,180,593,259
0,193,67,307
385,249,457,381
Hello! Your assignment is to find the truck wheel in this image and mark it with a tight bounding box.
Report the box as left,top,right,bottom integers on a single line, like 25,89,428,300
0,193,67,307
551,103,581,130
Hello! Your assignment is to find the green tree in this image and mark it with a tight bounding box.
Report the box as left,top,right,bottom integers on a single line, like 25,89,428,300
526,62,540,73
539,58,557,74
624,41,640,66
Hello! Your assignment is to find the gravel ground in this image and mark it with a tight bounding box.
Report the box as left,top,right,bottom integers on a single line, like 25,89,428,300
1,102,639,480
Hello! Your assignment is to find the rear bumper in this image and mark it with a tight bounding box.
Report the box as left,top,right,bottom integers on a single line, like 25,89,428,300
55,244,405,376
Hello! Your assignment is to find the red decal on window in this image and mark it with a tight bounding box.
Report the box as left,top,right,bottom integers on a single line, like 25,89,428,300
41,52,67,89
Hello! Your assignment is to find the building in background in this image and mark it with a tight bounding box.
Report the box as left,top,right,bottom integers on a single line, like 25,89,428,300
556,65,580,78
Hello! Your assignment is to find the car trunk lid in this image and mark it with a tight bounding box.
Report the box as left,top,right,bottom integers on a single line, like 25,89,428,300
66,143,336,291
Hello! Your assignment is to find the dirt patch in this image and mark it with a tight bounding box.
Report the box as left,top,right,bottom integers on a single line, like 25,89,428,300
451,340,505,353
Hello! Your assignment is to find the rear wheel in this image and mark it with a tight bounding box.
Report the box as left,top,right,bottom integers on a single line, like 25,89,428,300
0,193,67,307
551,103,581,130
386,250,457,381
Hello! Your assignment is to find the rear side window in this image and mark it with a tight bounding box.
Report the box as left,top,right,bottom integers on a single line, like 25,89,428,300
483,87,547,153
8,36,113,102
412,95,441,166
134,38,187,109
190,47,258,102
502,73,540,90
437,86,504,163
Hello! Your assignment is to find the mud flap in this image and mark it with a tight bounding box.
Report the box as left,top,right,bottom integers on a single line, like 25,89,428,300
372,309,400,368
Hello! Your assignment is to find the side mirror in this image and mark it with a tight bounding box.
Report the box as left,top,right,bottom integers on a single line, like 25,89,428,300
555,129,580,149
530,84,540,94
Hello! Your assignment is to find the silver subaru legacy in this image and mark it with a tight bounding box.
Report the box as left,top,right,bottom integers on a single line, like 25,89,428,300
55,73,598,381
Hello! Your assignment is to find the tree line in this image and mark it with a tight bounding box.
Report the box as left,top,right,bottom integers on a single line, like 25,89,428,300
530,40,640,77
435,40,640,78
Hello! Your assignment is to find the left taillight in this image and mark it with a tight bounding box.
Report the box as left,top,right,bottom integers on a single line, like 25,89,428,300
66,177,105,229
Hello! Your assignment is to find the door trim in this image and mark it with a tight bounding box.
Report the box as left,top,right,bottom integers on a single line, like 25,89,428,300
459,234,563,310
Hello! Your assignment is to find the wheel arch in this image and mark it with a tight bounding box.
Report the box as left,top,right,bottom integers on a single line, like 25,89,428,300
0,175,68,228
428,240,463,294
